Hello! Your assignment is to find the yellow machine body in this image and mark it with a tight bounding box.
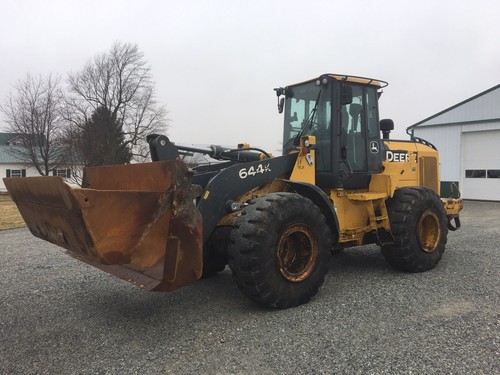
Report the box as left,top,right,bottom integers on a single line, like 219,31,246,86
248,136,463,249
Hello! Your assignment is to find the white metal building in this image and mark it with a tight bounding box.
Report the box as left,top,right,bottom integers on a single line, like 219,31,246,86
407,84,500,201
0,133,76,192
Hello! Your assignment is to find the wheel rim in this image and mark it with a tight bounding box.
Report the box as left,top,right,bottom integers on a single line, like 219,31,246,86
417,209,441,253
275,224,318,282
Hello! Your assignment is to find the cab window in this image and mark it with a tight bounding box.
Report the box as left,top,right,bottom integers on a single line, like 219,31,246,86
283,81,332,172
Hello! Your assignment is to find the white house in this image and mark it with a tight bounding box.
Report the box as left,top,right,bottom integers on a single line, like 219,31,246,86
407,84,500,201
0,133,74,192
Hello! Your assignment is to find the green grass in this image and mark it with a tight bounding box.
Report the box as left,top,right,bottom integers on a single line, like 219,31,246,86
0,194,26,231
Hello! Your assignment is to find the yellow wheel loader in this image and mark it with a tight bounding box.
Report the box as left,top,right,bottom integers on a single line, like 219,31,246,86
4,74,463,309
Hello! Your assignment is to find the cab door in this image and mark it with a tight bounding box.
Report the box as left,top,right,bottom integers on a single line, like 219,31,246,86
338,84,383,188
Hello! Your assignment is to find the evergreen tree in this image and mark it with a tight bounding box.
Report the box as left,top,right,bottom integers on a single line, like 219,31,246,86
80,106,131,166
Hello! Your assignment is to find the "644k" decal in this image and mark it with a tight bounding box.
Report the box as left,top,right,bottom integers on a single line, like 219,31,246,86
238,164,271,179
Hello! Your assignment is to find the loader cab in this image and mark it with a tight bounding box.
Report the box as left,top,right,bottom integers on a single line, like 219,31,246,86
281,74,387,189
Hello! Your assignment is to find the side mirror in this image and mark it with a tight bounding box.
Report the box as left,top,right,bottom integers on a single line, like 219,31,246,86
380,119,394,140
278,97,285,114
340,85,353,105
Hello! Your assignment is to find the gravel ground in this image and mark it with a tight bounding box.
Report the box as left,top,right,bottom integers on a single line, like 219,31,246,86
0,200,498,375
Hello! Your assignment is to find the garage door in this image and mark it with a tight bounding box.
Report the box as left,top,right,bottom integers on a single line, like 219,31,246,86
462,130,500,201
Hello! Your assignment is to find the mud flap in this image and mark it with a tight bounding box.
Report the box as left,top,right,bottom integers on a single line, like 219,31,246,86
4,160,203,292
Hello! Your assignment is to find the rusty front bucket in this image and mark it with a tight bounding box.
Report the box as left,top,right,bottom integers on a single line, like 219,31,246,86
3,160,203,292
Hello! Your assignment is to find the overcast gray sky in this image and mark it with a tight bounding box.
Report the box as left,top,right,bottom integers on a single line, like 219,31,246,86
1,0,499,153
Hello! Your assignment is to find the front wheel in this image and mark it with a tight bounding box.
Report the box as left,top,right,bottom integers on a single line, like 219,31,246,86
382,187,448,272
228,193,332,309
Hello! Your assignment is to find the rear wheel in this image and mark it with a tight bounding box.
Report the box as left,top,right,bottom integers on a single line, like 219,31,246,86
382,187,448,272
228,192,331,309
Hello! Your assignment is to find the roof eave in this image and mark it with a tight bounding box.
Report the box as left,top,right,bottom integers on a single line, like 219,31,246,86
407,83,500,130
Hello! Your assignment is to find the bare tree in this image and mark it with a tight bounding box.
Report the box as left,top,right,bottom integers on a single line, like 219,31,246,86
1,74,69,175
65,42,168,162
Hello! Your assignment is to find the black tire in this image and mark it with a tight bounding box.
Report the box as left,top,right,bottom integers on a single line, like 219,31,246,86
228,192,331,309
382,187,448,272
